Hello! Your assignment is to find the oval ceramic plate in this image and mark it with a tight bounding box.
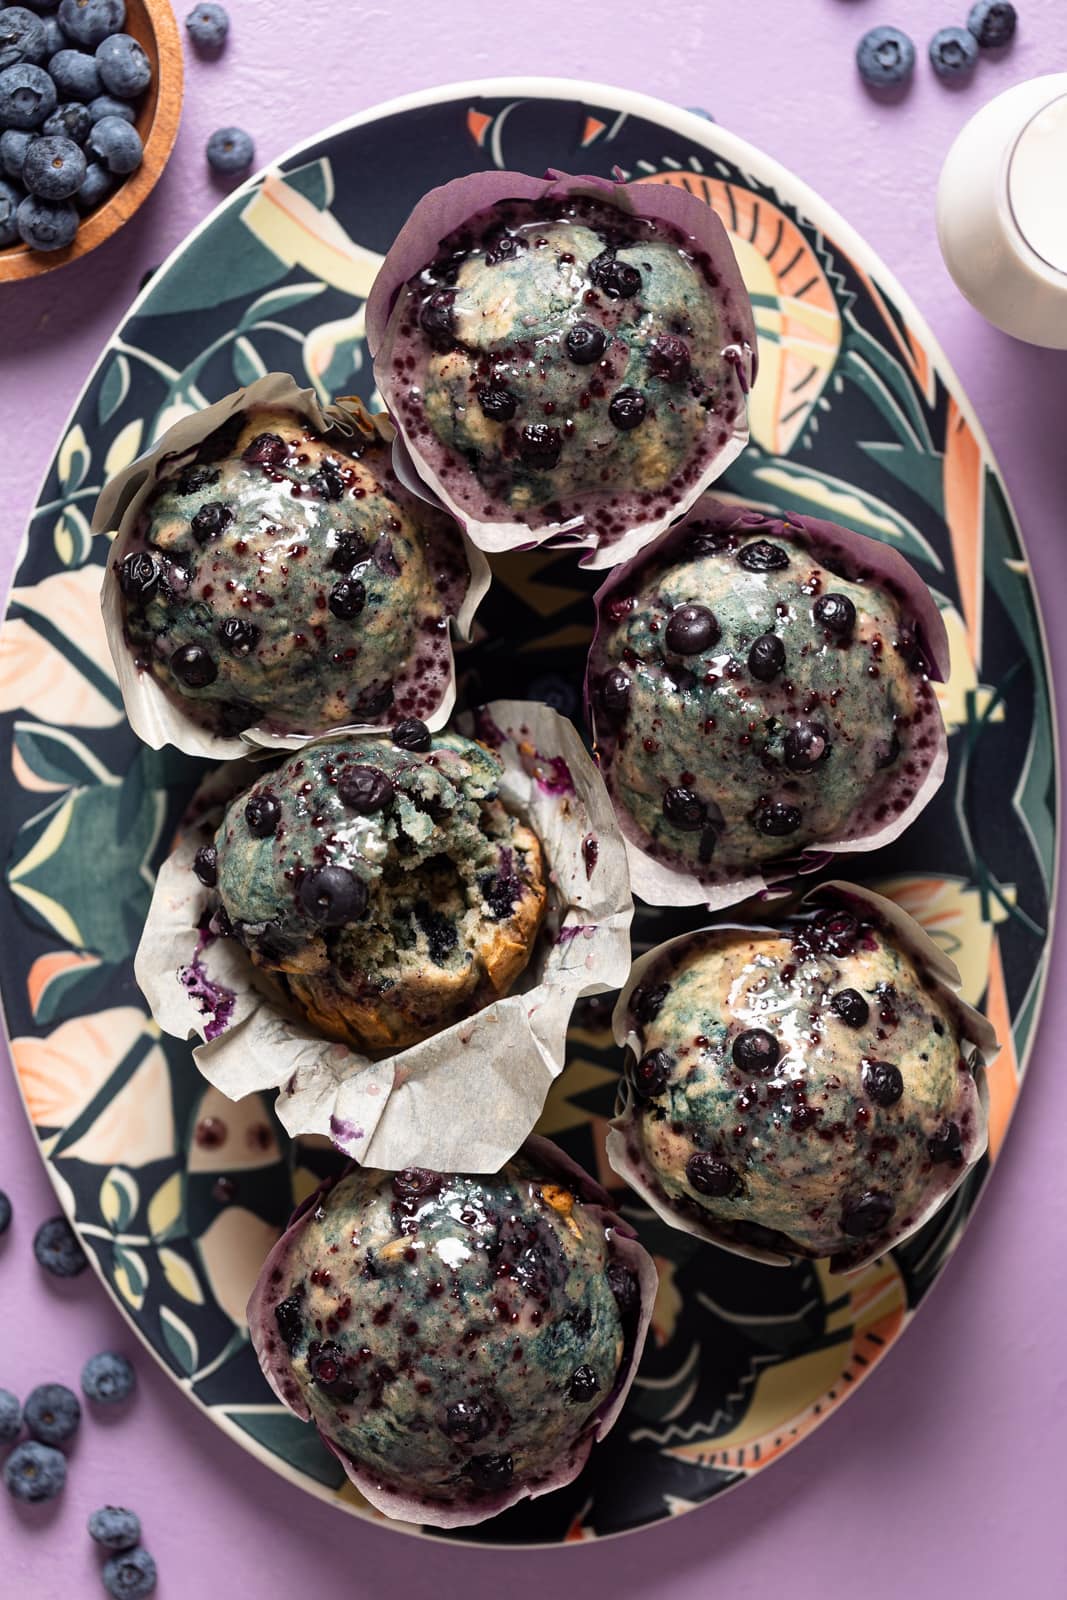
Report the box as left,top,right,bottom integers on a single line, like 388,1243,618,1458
0,80,1056,1546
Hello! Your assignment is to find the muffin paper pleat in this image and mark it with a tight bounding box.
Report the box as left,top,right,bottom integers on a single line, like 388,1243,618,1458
134,700,634,1171
97,371,490,759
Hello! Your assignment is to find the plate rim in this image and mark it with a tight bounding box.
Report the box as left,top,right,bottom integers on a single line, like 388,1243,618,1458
2,73,1060,1550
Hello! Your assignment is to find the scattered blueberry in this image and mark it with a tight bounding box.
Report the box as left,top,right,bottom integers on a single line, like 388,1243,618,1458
608,387,648,431
748,632,786,683
86,112,141,172
662,785,708,831
337,764,394,813
632,1048,671,1099
81,1351,135,1404
328,577,365,619
0,1189,10,1236
967,1,1017,48
737,539,789,573
783,720,831,773
755,800,803,835
0,62,58,128
118,550,157,597
597,667,630,724
189,499,232,542
863,1058,905,1107
48,46,101,99
476,385,517,422
192,844,217,886
565,319,606,365
273,1294,303,1352
0,127,34,178
665,602,719,655
392,1167,440,1200
831,988,869,1028
16,190,76,247
24,1382,80,1446
43,100,93,142
87,91,133,123
856,25,916,88
102,1547,157,1599
929,25,979,80
567,1365,599,1403
630,981,668,1024
465,1453,514,1492
589,250,641,299
0,1389,21,1445
89,1506,141,1551
185,3,229,50
22,133,86,198
418,288,455,348
391,716,431,752
927,1120,964,1165
206,125,253,174
218,615,259,656
170,643,217,688
733,1028,781,1074
242,430,286,466
244,793,280,838
813,593,856,639
686,1152,740,1197
648,333,691,382
298,864,367,926
0,176,19,244
57,0,126,50
0,8,49,69
95,32,150,98
442,1399,491,1442
33,1214,87,1276
4,1439,66,1502
519,422,562,469
841,1190,894,1238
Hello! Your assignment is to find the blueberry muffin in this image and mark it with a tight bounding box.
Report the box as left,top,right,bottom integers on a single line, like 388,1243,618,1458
586,501,948,902
115,406,471,739
248,1138,654,1527
204,724,547,1051
608,888,993,1271
369,171,754,560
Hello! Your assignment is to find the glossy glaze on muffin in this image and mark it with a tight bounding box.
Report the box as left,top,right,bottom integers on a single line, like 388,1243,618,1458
587,506,946,896
610,895,988,1270
207,726,546,1051
248,1142,653,1526
117,407,470,738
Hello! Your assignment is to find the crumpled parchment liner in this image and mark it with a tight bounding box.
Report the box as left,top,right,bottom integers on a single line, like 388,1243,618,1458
246,1135,657,1529
366,168,757,570
135,700,633,1170
585,496,951,910
606,880,998,1272
97,371,490,761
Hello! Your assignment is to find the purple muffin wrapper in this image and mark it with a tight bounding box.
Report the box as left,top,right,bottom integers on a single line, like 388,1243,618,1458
585,496,951,909
606,879,998,1272
246,1134,657,1529
367,169,756,570
97,372,491,761
135,700,634,1172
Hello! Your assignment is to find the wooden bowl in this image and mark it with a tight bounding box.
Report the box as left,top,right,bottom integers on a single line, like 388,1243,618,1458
0,0,183,282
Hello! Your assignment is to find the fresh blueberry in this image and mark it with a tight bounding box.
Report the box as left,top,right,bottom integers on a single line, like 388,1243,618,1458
87,91,134,122
391,716,431,752
81,1351,135,1404
0,176,20,245
48,46,101,98
929,26,979,80
88,1506,141,1551
206,125,253,174
24,1382,80,1446
57,0,126,50
967,1,1017,48
22,133,85,197
33,1215,87,1276
43,100,93,141
0,1189,10,1236
0,127,33,178
0,1388,20,1445
298,864,367,926
102,1547,157,1599
185,3,228,50
856,25,916,88
0,8,49,69
4,1440,66,1502
95,33,150,98
0,63,58,128
40,16,65,60
73,152,107,209
86,113,141,172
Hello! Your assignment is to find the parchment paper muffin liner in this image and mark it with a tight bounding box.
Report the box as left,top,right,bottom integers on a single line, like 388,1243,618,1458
246,1135,657,1528
585,497,951,910
98,372,490,761
135,700,633,1170
606,881,998,1272
366,169,757,569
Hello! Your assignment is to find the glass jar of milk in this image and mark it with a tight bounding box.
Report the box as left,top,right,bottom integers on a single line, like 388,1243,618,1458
938,73,1067,348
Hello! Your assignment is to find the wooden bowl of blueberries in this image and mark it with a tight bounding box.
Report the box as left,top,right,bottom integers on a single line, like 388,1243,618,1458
0,0,183,280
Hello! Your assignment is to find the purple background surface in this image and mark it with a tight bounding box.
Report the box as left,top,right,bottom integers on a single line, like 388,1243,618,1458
2,2,1066,1595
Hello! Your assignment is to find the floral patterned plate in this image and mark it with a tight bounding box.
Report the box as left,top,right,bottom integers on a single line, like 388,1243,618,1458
0,79,1056,1546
